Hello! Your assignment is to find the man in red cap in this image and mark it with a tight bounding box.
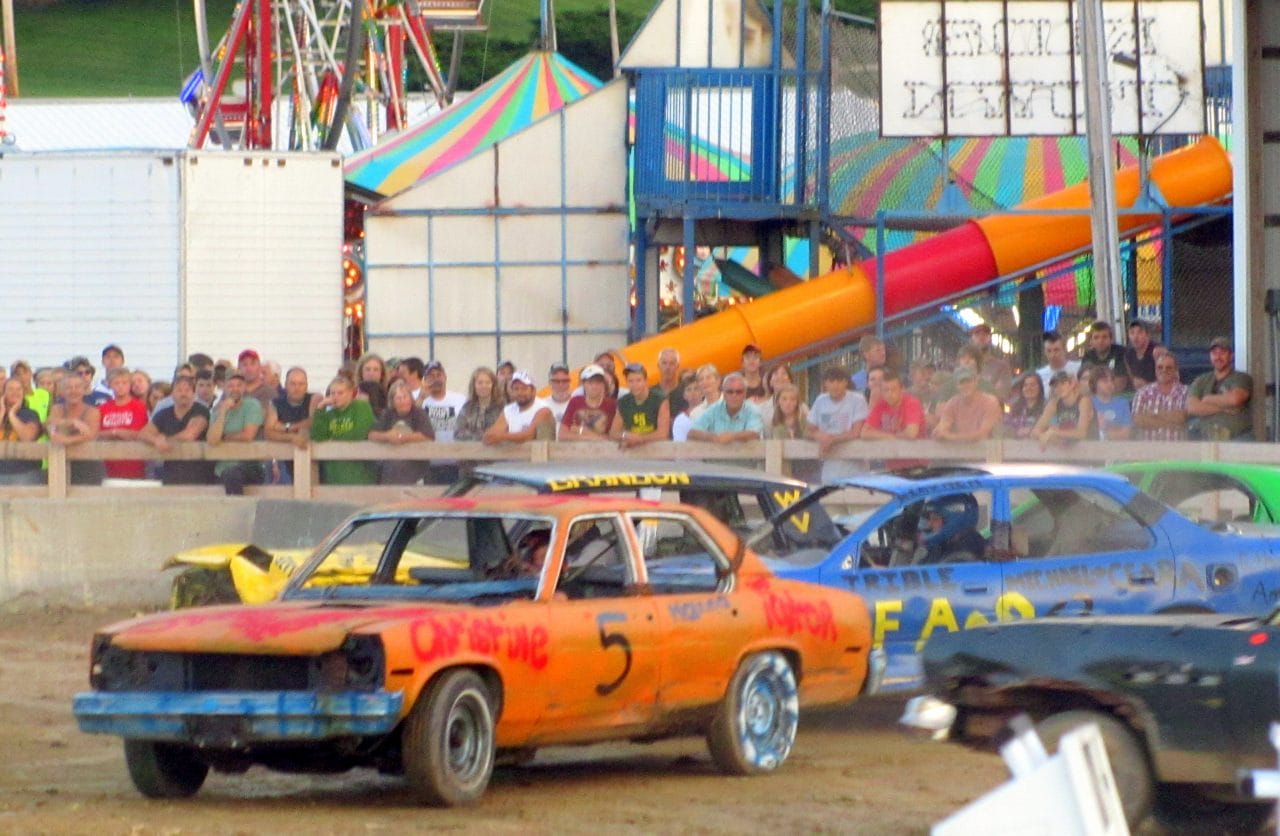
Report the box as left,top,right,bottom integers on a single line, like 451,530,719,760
237,349,275,409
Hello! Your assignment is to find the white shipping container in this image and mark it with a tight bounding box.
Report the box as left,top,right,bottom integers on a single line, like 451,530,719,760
181,152,344,384
0,151,182,376
0,150,343,382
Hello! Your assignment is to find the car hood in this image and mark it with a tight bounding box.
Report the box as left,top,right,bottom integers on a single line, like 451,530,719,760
101,601,463,655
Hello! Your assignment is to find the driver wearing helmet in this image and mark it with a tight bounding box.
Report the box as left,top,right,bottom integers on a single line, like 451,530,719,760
917,495,986,565
490,528,552,580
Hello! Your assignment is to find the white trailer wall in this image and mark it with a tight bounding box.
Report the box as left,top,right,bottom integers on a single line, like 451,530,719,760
0,150,344,382
0,152,182,375
181,152,344,382
364,79,630,376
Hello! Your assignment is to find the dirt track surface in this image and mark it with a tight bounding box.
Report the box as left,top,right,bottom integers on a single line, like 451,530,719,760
0,606,1016,834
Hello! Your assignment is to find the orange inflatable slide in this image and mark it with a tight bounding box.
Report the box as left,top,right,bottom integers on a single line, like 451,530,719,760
614,137,1233,377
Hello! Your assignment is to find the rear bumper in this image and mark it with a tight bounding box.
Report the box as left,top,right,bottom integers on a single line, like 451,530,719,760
73,690,403,745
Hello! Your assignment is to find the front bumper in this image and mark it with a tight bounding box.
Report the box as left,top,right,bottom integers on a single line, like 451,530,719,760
73,690,404,746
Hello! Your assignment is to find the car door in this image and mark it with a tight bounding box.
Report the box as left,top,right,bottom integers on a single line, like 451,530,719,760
832,489,1002,691
539,514,661,741
628,511,753,712
1003,484,1175,620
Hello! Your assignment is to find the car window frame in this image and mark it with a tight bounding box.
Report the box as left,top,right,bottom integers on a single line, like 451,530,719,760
626,510,735,595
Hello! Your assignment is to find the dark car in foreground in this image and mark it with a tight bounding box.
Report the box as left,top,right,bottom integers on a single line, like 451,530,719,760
904,614,1280,832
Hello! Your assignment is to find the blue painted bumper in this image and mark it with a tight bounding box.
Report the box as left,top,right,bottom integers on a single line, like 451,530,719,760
73,690,404,744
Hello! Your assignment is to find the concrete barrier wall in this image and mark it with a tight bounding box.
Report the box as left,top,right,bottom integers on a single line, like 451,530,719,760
0,498,358,610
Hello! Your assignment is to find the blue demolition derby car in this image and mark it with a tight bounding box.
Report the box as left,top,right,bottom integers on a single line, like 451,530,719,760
752,464,1280,690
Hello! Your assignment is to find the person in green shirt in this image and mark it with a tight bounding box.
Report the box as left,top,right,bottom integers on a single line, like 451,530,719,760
310,375,377,484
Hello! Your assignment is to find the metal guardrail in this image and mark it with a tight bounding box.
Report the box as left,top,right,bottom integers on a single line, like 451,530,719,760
2,438,1275,501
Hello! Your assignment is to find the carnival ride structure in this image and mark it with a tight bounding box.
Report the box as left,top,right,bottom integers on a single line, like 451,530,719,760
610,137,1233,381
185,0,484,151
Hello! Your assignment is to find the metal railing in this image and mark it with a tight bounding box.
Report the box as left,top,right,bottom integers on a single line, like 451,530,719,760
3,438,1274,502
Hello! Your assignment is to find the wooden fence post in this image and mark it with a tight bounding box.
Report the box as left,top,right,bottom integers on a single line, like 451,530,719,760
46,445,68,499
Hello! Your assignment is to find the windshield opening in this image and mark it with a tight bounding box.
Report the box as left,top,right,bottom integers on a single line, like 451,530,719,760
284,513,556,602
752,485,894,567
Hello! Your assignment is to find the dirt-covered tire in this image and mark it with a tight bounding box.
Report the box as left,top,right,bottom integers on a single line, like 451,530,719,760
707,651,799,775
123,739,209,798
1035,710,1154,830
1154,784,1276,834
169,567,240,609
401,669,495,806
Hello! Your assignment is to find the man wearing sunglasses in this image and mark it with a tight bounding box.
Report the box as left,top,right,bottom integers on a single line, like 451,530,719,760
686,372,763,444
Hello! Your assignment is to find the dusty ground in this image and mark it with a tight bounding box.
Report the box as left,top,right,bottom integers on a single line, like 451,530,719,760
0,605,1016,835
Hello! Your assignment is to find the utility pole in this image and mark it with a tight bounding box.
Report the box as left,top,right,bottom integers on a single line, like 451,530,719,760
1077,0,1123,333
2,0,18,96
608,0,620,77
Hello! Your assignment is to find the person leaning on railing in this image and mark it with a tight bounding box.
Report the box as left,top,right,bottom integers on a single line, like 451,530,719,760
0,377,44,485
310,374,377,485
139,375,214,486
368,379,434,485
206,373,266,495
47,370,104,486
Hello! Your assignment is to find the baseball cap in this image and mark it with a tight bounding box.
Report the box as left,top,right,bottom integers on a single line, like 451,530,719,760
741,343,762,355
548,362,570,375
968,322,991,334
1209,336,1233,351
511,369,534,386
424,359,444,373
238,349,260,363
623,362,646,376
580,363,607,380
1049,370,1073,386
953,366,977,382
101,343,124,358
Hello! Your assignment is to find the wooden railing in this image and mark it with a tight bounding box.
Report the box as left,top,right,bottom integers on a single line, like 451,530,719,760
2,437,1276,501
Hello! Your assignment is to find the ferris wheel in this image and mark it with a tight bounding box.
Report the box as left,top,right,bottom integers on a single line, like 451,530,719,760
185,0,484,151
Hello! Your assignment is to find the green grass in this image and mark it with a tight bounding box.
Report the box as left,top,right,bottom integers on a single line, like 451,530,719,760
7,0,876,97
7,0,640,97
13,0,237,96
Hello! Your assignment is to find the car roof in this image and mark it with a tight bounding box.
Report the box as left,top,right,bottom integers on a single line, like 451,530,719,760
464,459,808,491
360,493,696,517
827,463,1133,494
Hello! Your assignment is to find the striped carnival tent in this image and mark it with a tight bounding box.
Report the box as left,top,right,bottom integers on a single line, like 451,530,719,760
344,51,602,197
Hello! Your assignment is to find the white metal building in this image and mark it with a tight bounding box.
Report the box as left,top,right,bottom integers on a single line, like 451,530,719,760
361,78,631,376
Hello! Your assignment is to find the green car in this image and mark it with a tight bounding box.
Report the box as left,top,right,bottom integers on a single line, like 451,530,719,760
1110,460,1280,526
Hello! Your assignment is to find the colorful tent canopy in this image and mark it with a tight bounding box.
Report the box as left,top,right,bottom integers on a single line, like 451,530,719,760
826,135,1142,252
344,51,602,197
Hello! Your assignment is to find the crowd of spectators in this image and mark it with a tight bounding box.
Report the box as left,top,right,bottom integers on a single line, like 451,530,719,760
0,321,1256,489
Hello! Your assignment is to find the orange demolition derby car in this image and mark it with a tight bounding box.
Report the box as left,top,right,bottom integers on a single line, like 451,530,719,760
74,495,881,806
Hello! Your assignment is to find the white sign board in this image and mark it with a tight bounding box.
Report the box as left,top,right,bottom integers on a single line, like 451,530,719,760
880,0,1206,137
